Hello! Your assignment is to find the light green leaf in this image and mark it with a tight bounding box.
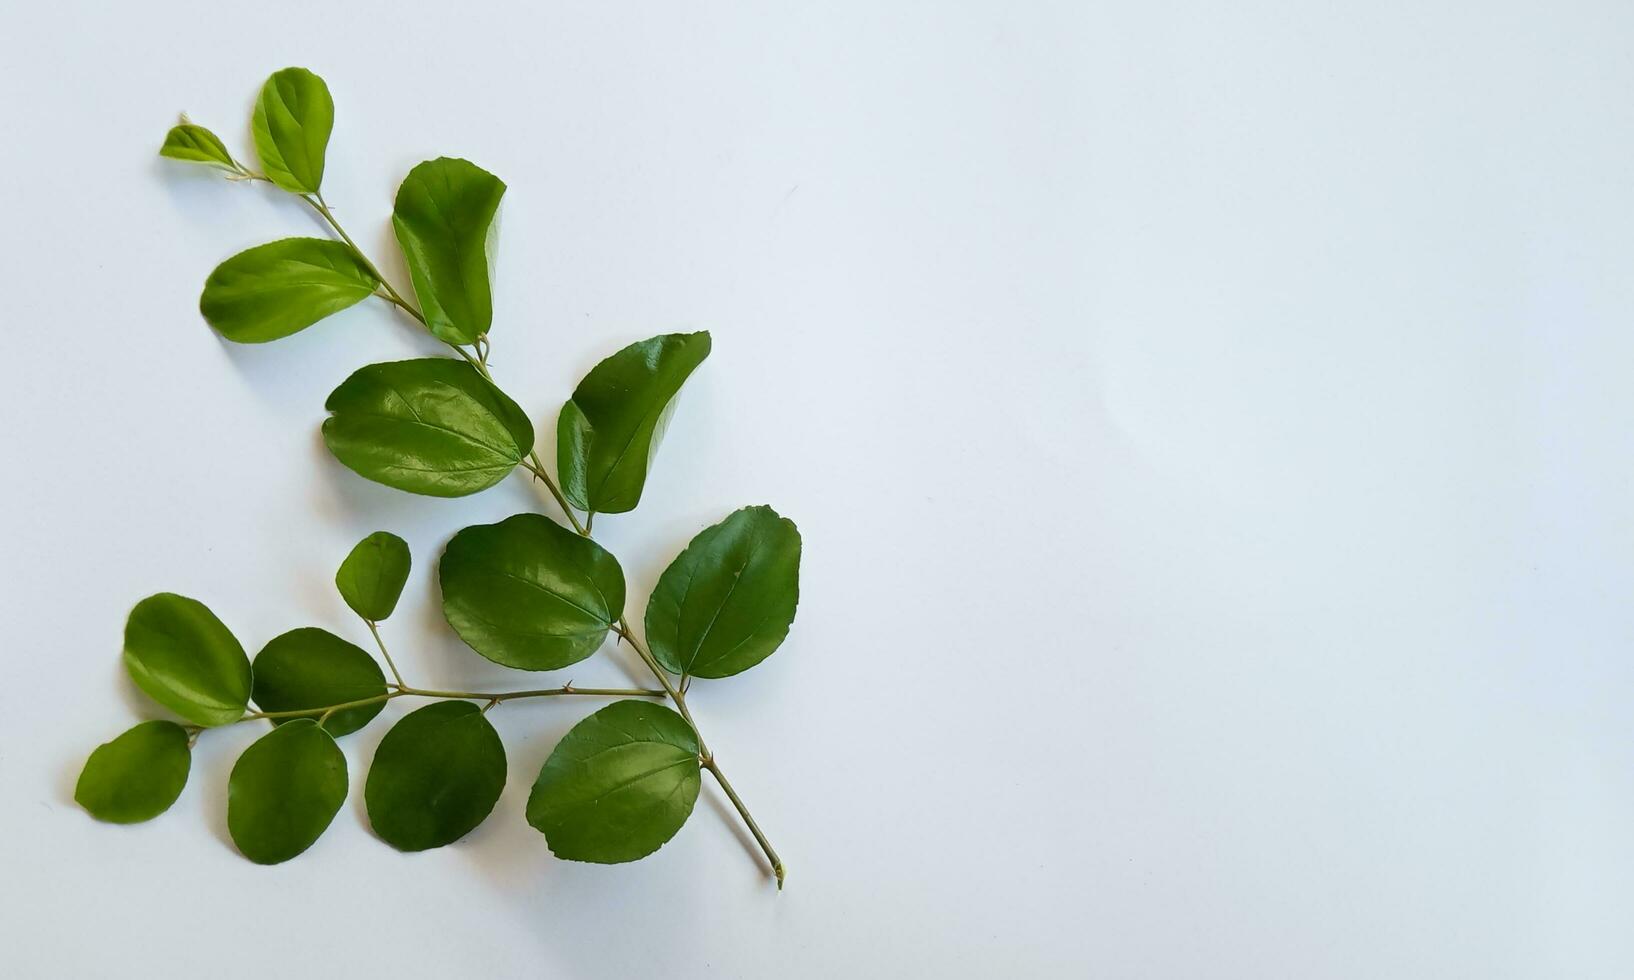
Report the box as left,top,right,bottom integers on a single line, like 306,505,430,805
647,505,802,679
199,238,379,343
439,513,625,671
365,701,506,852
558,332,711,515
322,358,534,497
251,628,387,737
160,123,239,170
123,593,251,728
526,701,700,864
252,67,333,194
336,531,411,622
391,158,506,346
227,719,347,864
75,721,191,824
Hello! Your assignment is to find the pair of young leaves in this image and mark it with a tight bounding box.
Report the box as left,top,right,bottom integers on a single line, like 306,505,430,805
81,502,800,864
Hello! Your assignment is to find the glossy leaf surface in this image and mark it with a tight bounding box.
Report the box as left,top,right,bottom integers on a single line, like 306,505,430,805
160,124,238,170
75,721,191,824
557,332,711,515
336,531,411,622
199,238,379,343
439,513,624,670
251,628,387,736
322,358,534,497
365,701,506,852
647,505,802,678
251,67,333,194
526,700,700,864
391,157,506,345
227,719,347,864
123,593,251,727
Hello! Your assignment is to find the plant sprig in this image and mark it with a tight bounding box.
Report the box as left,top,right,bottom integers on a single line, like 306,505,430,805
80,68,802,888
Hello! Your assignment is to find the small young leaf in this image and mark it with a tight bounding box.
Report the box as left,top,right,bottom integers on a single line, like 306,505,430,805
227,719,347,865
365,701,506,852
123,593,251,728
252,67,334,194
526,701,700,864
336,531,411,622
558,332,712,515
160,123,239,170
322,358,534,497
200,238,380,343
439,514,625,670
392,158,506,346
647,505,802,679
75,721,191,824
251,628,387,736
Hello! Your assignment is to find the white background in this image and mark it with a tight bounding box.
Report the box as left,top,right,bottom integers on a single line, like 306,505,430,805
2,1,1632,976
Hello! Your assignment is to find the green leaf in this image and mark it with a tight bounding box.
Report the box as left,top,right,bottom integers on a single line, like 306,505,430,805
227,719,347,864
251,628,387,737
391,158,506,346
365,701,506,852
558,332,712,515
123,593,251,727
646,505,802,679
251,67,334,194
75,721,191,824
336,531,412,621
322,358,534,497
199,238,379,343
160,123,239,170
526,701,700,864
439,514,625,670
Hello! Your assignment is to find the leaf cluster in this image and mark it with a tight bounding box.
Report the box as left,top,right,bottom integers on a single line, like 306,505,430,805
76,69,804,887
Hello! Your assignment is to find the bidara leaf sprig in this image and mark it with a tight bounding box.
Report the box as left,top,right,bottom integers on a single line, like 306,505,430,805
78,67,801,888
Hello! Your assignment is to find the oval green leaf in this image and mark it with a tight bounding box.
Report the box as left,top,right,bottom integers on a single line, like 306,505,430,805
160,123,239,170
526,700,700,864
336,531,412,622
365,701,506,852
252,67,333,194
227,719,347,865
322,358,534,497
558,332,712,515
646,505,802,679
199,238,379,343
251,627,387,737
75,721,191,824
439,513,625,670
392,157,506,346
123,593,251,727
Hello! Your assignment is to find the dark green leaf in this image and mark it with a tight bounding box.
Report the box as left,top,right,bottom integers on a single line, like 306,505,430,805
558,332,711,515
336,531,412,621
365,701,506,852
526,700,700,864
439,514,624,670
252,67,333,194
391,158,506,346
199,238,379,343
123,593,251,727
322,358,534,497
75,721,191,824
646,505,802,679
251,628,387,736
160,123,238,170
227,719,347,864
